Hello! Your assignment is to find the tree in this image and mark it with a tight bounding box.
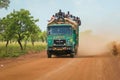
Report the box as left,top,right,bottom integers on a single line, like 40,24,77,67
0,9,40,50
0,16,13,47
0,0,10,9
0,0,10,40
40,31,47,42
30,26,41,46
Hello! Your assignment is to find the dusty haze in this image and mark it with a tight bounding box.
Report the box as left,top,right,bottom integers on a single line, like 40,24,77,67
78,30,120,56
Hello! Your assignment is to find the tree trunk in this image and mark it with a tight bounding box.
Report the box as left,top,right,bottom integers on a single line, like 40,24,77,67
18,40,23,50
17,34,23,50
6,40,9,47
31,40,34,46
41,37,44,42
24,39,28,50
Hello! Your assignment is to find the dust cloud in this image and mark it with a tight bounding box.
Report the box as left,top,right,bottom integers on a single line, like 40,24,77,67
78,30,120,56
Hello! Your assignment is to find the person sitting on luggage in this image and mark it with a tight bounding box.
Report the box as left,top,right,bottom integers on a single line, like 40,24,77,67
57,10,65,22
48,15,55,22
66,11,70,18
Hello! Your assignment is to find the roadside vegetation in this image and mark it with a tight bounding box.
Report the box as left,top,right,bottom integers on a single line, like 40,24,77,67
0,42,46,58
0,6,47,58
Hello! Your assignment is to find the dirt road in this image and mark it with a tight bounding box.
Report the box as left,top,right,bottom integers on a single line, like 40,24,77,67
0,51,120,80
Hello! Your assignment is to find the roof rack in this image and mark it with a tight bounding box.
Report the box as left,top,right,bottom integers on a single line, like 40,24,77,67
48,10,81,26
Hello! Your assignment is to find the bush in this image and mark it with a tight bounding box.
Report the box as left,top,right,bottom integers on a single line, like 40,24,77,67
0,42,46,58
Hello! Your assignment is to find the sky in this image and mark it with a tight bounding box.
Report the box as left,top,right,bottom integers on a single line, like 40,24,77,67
0,0,120,35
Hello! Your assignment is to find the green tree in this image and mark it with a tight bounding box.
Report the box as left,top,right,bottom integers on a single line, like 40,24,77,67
0,0,10,9
40,31,47,42
30,26,41,46
0,0,10,40
0,16,13,46
0,9,40,50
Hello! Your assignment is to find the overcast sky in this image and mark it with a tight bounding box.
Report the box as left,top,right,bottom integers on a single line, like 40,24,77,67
0,0,120,35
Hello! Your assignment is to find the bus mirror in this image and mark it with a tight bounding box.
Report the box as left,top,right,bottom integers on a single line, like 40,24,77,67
47,28,50,35
47,31,50,35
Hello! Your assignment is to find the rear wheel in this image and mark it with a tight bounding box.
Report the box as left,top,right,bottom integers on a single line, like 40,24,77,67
70,53,75,58
75,45,78,55
47,51,52,58
75,48,78,55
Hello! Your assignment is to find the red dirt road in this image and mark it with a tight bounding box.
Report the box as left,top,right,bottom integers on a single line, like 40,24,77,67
0,51,120,80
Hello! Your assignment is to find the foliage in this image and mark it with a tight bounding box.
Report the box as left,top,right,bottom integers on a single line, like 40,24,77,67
39,31,47,42
0,42,46,58
30,26,41,46
0,9,40,50
0,0,10,9
0,9,47,58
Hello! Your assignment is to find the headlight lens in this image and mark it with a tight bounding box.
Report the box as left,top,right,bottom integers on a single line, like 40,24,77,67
53,44,56,46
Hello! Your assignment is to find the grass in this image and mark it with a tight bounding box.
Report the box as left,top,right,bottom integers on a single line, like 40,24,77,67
0,42,46,58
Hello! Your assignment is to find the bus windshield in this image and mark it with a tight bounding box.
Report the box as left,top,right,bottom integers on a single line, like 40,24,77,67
48,26,72,35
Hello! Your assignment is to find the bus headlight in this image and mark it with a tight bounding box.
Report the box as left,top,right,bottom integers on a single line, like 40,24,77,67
53,44,56,46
